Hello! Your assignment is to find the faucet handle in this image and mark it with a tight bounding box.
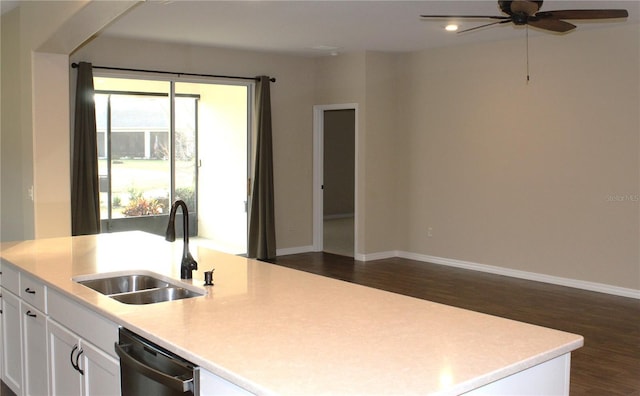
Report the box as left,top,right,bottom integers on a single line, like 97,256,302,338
180,252,198,279
204,269,214,286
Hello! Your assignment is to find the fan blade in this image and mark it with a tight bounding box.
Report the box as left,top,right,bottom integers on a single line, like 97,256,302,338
528,18,576,32
536,9,629,20
420,15,509,20
457,19,512,34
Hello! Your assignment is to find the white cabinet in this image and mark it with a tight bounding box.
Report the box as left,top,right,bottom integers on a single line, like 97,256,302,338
0,262,4,384
463,353,571,395
48,319,120,396
47,289,120,396
1,264,50,396
1,263,21,393
21,302,48,396
199,368,254,395
2,288,22,395
81,340,120,396
0,264,120,396
49,319,82,395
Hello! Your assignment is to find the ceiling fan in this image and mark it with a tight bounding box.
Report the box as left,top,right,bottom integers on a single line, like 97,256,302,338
421,0,629,34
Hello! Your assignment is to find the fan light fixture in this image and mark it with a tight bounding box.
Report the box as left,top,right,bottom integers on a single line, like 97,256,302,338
445,24,459,32
422,0,629,34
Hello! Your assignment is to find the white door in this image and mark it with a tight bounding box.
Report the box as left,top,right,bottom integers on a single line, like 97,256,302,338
21,303,48,396
0,286,3,390
2,290,22,395
81,340,121,396
48,320,83,396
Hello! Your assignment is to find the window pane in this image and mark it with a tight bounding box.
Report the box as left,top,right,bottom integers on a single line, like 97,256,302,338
174,96,197,212
95,94,109,220
110,94,170,218
94,77,169,94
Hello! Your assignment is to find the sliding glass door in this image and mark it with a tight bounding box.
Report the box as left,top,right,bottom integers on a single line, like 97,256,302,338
176,82,249,254
94,76,249,255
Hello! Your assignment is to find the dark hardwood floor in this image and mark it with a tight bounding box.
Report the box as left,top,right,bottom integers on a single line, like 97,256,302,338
0,381,15,396
268,252,640,395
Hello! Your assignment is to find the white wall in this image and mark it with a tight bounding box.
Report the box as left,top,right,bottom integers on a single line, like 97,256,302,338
0,7,28,241
1,1,137,241
396,24,639,290
32,52,71,238
362,52,400,254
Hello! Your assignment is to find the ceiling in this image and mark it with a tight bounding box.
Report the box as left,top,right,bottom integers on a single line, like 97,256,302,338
98,0,638,56
4,1,637,56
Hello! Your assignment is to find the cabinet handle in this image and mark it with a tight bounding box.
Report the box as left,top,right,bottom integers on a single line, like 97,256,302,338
25,288,36,294
70,345,85,375
25,310,37,318
76,349,85,376
71,345,80,371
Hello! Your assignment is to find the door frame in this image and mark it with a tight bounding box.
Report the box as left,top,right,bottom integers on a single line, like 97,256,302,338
312,103,359,255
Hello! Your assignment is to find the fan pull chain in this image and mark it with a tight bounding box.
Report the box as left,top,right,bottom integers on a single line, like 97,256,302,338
526,26,530,83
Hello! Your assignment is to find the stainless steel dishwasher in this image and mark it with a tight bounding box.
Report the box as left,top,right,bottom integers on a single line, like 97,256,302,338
115,328,199,395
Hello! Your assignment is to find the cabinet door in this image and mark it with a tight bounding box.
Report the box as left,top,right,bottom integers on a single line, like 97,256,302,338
21,302,48,396
48,320,82,396
80,340,121,396
2,289,22,396
0,287,4,390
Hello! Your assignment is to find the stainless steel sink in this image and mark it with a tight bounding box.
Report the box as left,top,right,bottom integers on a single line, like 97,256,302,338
77,275,170,295
110,287,203,305
74,271,205,304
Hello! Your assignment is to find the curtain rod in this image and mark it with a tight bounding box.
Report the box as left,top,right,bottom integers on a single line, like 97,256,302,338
71,62,276,83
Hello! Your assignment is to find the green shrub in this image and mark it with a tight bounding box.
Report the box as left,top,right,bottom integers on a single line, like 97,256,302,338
175,187,196,210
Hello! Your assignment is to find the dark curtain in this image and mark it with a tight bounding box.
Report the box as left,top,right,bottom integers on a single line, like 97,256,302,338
71,62,101,235
248,76,276,259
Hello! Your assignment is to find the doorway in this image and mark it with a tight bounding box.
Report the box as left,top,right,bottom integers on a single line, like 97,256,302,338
94,76,249,255
313,104,358,257
181,81,249,255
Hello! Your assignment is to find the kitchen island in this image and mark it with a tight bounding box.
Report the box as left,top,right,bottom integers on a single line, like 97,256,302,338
1,231,583,395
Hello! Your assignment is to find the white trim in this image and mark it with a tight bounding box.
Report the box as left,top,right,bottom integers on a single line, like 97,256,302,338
274,246,639,299
312,107,324,251
273,244,640,298
397,251,640,300
312,104,359,256
276,245,314,257
359,251,396,262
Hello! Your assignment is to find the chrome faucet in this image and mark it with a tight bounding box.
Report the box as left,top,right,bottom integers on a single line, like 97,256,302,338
165,200,198,279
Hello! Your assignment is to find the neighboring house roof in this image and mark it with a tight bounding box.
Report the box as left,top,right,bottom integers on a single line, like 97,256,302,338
96,96,170,130
95,93,196,131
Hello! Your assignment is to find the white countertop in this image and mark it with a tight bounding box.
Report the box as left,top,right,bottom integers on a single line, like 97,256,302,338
0,231,583,395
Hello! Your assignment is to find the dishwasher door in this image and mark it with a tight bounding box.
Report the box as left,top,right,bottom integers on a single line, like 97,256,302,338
115,328,198,396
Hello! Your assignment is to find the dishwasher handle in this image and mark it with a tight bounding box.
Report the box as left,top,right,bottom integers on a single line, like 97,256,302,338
115,342,194,393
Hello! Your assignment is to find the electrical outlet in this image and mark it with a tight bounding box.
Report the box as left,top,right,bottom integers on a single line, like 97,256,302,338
427,227,433,237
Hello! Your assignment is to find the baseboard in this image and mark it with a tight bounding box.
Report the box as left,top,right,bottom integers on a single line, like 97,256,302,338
274,246,640,299
276,245,314,256
359,251,396,261
397,251,640,300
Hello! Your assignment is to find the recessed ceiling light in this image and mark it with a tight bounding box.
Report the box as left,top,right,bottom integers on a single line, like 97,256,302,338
311,45,340,56
445,24,459,32
312,45,339,51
